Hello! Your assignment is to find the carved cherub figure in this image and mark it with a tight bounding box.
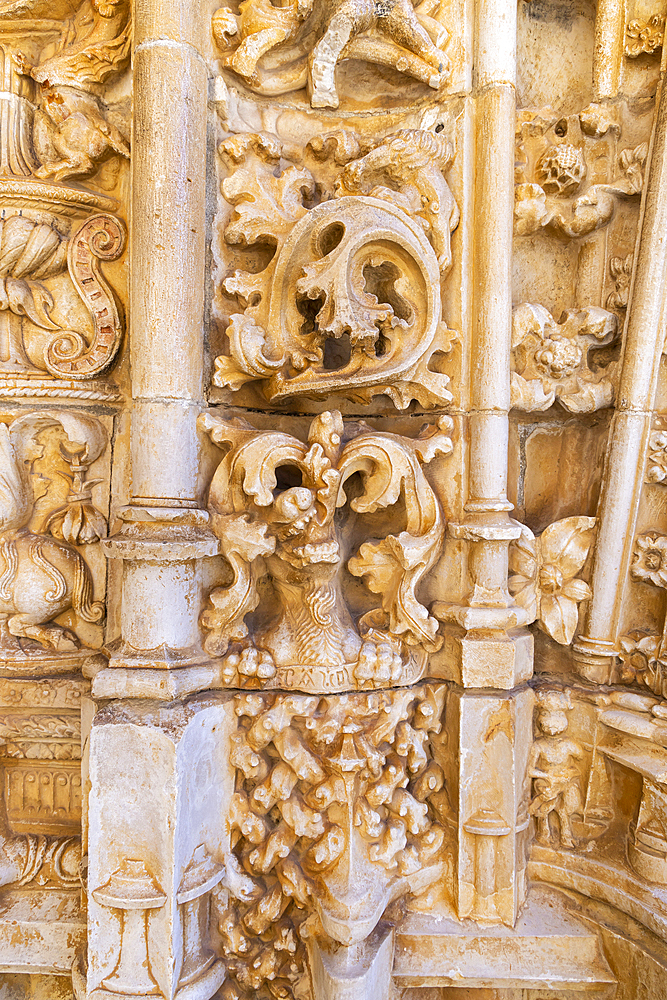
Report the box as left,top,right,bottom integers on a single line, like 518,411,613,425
337,129,459,272
528,689,584,849
308,0,447,108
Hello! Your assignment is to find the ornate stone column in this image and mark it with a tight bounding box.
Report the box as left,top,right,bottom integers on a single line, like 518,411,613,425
97,0,219,701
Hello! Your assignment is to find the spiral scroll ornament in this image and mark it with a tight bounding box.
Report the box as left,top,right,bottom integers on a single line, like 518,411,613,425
44,213,126,380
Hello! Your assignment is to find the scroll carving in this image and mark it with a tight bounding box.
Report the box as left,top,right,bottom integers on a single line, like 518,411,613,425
200,409,452,692
215,129,458,409
0,0,130,397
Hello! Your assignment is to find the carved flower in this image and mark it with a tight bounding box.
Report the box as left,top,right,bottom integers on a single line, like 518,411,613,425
533,337,583,379
647,432,667,484
509,515,596,645
536,144,587,196
631,532,667,587
618,631,663,689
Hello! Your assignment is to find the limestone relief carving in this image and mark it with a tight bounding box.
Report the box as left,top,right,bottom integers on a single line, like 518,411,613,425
92,860,166,997
200,409,452,692
0,411,106,661
214,128,458,408
625,14,665,57
511,303,618,412
0,0,130,399
607,251,634,312
212,0,450,107
509,516,596,645
528,690,584,849
515,107,647,240
219,682,447,999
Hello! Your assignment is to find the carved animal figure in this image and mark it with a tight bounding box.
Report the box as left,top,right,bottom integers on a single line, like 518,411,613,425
309,0,447,108
215,0,313,82
31,87,130,183
338,129,459,271
0,423,103,653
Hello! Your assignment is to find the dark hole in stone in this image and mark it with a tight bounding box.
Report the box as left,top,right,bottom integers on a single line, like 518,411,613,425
274,464,303,493
323,333,352,370
318,221,346,257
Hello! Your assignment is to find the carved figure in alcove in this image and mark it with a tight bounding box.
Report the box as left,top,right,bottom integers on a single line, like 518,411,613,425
199,408,452,692
0,412,106,655
528,690,584,849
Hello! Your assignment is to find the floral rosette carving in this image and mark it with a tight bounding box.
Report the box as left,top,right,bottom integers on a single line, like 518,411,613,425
511,303,618,413
215,129,458,409
216,683,448,1000
631,532,667,588
509,516,596,645
199,409,452,692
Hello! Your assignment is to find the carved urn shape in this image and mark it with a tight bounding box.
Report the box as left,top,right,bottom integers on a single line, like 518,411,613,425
92,859,167,997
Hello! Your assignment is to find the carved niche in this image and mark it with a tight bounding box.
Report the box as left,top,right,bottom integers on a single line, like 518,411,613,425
200,408,453,693
213,128,458,410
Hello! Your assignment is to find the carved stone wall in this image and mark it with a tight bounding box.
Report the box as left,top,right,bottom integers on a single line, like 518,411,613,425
1,0,667,997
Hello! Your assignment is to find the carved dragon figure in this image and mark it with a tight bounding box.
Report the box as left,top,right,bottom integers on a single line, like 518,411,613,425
0,414,105,654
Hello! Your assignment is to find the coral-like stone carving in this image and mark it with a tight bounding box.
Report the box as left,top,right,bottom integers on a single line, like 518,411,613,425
0,412,106,658
509,516,596,645
200,409,452,691
511,304,618,412
212,0,450,107
218,683,447,998
215,129,458,408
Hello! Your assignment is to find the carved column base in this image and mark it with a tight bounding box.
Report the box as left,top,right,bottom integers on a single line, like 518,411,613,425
308,925,394,1000
454,689,534,926
100,510,219,700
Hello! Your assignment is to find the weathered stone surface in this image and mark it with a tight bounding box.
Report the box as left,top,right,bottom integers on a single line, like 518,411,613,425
2,0,667,996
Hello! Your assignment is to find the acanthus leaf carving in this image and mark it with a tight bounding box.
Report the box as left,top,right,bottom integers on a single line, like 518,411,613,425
215,129,459,409
199,409,451,691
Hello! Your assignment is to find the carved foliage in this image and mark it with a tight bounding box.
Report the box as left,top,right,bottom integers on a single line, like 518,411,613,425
200,409,452,692
511,303,618,412
219,683,447,999
625,14,665,56
215,130,458,409
509,516,596,645
515,107,647,239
